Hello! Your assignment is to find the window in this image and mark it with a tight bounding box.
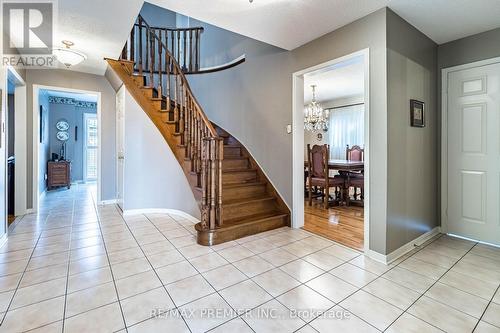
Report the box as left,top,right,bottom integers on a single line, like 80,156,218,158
328,104,364,159
84,114,98,181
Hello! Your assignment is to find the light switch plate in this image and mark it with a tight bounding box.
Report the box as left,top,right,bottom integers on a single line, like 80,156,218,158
286,124,292,134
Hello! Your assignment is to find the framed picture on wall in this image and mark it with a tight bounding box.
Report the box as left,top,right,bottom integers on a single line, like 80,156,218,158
410,99,425,127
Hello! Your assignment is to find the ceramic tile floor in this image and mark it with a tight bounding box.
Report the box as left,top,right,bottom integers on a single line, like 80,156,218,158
0,184,499,332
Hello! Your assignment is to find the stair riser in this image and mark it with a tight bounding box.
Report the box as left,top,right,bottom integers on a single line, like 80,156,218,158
223,185,267,200
196,215,288,246
223,147,241,157
222,159,248,169
222,171,257,184
223,200,276,220
142,89,155,99
132,75,146,87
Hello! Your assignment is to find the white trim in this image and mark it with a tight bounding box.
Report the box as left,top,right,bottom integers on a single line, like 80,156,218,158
99,199,118,205
441,56,500,235
122,208,200,223
13,85,27,216
32,85,102,212
5,67,27,229
291,48,371,254
446,233,500,249
367,227,442,264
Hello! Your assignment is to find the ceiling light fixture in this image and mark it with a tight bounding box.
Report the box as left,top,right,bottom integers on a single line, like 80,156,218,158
53,40,87,67
304,85,329,132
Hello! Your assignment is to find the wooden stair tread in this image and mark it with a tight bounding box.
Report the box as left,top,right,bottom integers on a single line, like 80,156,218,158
222,211,287,227
223,195,275,206
223,181,266,188
222,168,256,173
223,156,247,160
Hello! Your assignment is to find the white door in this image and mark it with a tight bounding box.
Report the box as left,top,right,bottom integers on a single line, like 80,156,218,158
116,86,125,209
83,113,98,182
447,61,500,246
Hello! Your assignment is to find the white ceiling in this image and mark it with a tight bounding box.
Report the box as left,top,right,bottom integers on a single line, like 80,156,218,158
304,56,364,104
149,0,500,50
43,89,98,102
53,0,143,75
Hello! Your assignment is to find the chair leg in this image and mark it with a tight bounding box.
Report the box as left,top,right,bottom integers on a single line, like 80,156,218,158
324,187,328,209
308,182,312,206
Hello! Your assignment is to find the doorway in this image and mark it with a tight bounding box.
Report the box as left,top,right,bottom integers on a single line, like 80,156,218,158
442,57,500,246
32,85,101,210
292,49,370,253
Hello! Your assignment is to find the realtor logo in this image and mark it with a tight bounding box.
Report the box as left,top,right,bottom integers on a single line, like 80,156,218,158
2,0,56,67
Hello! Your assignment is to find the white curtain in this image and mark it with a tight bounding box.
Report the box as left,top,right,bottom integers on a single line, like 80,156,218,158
328,104,364,159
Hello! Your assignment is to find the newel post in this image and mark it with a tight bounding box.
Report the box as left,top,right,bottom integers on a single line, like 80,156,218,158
201,137,224,230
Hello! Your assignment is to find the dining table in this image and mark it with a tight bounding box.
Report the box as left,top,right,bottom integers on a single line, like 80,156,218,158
304,159,364,205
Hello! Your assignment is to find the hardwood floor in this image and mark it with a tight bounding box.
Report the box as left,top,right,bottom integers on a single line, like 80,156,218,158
303,200,364,250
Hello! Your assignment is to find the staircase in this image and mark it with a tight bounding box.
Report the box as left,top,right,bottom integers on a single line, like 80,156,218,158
107,15,289,246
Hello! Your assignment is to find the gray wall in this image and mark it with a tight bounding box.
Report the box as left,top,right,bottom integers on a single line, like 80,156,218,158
39,91,50,194
386,9,438,253
140,3,177,28
178,8,389,254
47,101,97,182
123,89,200,218
25,69,117,204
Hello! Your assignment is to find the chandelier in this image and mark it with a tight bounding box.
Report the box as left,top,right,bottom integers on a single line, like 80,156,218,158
304,85,329,132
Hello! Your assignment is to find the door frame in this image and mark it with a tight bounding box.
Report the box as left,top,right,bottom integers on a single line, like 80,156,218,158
116,84,125,209
83,112,98,182
291,48,370,253
32,84,102,209
441,56,500,237
5,66,27,219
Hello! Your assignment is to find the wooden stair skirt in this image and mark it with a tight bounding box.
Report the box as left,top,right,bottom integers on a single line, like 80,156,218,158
107,57,289,246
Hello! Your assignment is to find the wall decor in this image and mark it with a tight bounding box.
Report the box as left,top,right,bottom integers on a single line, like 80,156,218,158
56,119,70,131
48,96,97,109
316,133,323,141
410,99,425,127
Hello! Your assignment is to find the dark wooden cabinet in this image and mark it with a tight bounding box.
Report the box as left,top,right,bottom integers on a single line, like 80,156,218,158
47,161,71,190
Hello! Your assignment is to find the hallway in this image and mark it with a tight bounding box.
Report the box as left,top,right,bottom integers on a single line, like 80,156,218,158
0,185,498,332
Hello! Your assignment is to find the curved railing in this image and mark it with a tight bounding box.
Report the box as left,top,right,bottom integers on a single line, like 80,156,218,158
120,15,223,230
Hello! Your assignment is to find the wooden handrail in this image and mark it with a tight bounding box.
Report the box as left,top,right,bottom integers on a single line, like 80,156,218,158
121,14,223,230
134,23,203,73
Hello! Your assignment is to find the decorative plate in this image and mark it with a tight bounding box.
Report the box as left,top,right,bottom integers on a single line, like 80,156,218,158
56,120,69,131
56,131,69,141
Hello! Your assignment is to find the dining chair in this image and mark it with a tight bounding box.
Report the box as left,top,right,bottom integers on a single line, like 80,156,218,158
307,144,345,209
345,145,364,204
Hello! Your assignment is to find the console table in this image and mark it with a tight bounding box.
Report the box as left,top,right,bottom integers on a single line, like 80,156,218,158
47,161,71,190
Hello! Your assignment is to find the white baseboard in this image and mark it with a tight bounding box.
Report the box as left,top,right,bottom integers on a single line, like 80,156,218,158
99,199,118,205
122,208,200,223
366,227,442,264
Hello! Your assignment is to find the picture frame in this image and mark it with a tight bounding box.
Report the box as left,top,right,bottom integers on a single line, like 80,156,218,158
410,99,425,127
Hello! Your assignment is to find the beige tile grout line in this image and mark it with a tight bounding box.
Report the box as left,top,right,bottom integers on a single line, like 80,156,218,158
3,194,498,333
472,284,500,332
117,210,196,333
0,215,46,326
60,190,77,333
88,187,130,333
